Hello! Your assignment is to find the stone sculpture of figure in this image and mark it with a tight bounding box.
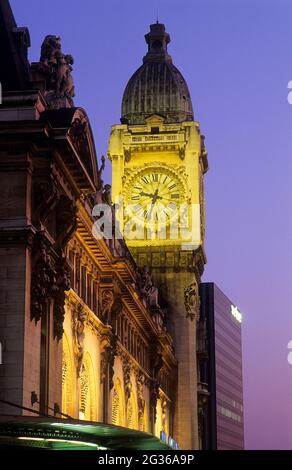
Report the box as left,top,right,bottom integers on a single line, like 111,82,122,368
184,282,200,322
100,289,114,323
72,304,87,375
99,155,106,180
64,54,75,97
96,154,106,194
36,35,75,99
136,266,159,308
40,35,61,65
55,52,75,97
70,117,87,154
102,184,112,205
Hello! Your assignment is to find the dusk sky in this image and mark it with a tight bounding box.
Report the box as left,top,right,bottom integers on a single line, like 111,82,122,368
11,0,292,449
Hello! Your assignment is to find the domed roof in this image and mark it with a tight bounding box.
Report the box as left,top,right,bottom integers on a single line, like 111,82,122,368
121,23,194,125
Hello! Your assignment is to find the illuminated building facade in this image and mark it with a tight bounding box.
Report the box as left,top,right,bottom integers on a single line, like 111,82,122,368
108,22,208,449
0,0,176,446
199,283,244,449
0,1,208,451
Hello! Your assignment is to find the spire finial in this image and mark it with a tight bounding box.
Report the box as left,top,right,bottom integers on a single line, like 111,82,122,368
143,23,171,63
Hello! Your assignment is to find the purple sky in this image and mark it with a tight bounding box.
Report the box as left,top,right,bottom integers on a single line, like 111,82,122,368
10,0,292,449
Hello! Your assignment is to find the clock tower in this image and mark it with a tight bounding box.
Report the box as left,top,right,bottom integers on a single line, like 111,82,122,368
108,23,208,449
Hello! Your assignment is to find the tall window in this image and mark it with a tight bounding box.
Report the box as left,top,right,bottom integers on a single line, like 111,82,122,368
79,354,97,421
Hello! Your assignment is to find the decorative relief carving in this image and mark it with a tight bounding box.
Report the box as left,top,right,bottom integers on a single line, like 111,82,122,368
33,176,59,227
135,250,196,271
184,281,200,322
136,371,146,429
122,359,132,404
53,257,71,340
100,289,114,323
136,266,159,308
150,342,163,380
124,148,131,162
72,303,87,376
70,117,88,154
31,242,57,324
99,283,123,327
178,147,185,160
100,332,118,390
151,307,167,332
150,379,160,424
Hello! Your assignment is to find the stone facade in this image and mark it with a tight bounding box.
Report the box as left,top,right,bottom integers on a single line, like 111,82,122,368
0,3,209,450
0,0,176,444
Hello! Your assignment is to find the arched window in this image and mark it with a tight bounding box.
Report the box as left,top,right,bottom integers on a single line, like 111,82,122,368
79,353,97,421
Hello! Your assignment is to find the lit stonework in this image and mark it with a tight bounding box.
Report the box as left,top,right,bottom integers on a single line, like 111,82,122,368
108,23,208,449
0,1,176,448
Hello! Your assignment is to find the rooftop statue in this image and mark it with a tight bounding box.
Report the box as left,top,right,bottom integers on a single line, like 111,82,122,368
31,35,75,108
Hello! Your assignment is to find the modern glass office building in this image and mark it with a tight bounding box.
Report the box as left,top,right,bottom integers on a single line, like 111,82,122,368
199,283,244,450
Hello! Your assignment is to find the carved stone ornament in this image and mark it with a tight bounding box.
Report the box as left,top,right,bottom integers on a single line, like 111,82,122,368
124,148,131,163
97,155,106,191
53,257,71,341
161,399,168,433
136,371,146,428
99,289,114,323
136,266,159,308
100,332,118,390
122,360,132,404
55,195,77,252
31,242,57,324
32,35,75,108
150,379,160,424
72,303,87,376
33,176,59,228
150,342,163,380
100,284,123,327
184,281,200,322
70,117,88,155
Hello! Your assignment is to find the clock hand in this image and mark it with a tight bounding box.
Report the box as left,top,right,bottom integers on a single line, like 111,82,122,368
152,189,163,202
140,190,163,202
140,191,155,198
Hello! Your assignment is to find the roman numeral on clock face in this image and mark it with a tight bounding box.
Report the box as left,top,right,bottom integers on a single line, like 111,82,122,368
171,193,180,199
169,184,176,190
152,173,159,182
131,195,140,200
141,176,149,184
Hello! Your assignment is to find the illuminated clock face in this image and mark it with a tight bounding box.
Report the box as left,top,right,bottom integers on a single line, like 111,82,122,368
124,167,185,226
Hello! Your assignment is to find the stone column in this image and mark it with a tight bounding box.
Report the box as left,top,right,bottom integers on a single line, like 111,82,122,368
154,271,199,450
